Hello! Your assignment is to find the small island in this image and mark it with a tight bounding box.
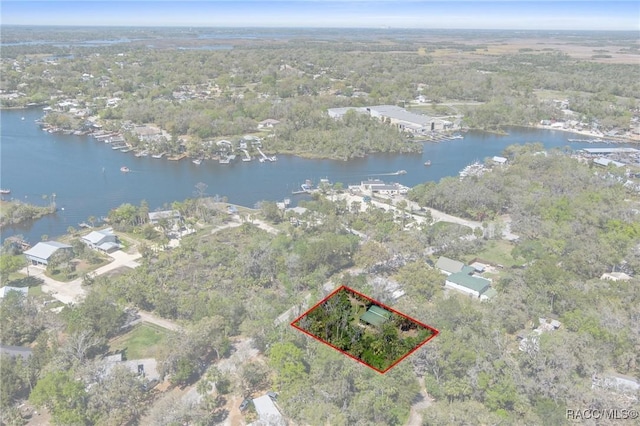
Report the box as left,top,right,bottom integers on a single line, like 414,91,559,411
0,199,56,228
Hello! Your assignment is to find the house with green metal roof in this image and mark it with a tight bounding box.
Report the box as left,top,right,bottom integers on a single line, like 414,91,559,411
360,305,392,327
445,272,493,299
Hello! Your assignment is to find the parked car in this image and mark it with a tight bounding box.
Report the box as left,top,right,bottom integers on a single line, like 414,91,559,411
239,398,251,411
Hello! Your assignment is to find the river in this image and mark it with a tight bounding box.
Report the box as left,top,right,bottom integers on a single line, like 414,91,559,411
0,107,632,243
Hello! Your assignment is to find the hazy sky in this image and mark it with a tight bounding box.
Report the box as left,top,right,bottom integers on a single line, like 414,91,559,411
2,1,639,30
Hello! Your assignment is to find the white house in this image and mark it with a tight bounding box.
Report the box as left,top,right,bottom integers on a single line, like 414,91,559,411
359,179,409,195
23,241,73,266
81,228,119,252
249,394,285,426
257,119,280,129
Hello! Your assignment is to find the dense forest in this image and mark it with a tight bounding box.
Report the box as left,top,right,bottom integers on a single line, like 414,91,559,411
2,144,639,425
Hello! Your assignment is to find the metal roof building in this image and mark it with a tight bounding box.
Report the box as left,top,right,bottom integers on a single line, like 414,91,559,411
360,305,392,327
23,241,72,266
250,394,285,426
445,272,492,299
0,286,29,298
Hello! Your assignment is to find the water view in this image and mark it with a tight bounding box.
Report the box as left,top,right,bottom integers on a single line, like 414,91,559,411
0,107,632,243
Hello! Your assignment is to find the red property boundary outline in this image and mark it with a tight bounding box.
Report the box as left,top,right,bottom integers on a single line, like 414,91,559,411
290,285,440,374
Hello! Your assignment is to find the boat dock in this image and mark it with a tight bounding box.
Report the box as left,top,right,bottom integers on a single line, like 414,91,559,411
241,149,252,162
257,147,277,162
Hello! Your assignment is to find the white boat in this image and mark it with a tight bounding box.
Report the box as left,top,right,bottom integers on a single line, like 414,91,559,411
396,170,407,175
0,189,11,194
192,158,202,165
424,160,431,166
120,166,130,173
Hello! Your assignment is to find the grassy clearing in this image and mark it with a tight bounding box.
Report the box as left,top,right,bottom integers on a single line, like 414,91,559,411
467,240,521,268
110,323,169,360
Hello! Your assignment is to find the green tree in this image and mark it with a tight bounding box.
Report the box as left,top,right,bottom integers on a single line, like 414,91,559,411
30,370,89,425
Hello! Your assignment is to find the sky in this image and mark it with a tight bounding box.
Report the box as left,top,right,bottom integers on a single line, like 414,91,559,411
1,1,639,31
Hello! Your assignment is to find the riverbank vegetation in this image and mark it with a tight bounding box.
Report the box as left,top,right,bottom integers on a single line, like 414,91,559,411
0,200,56,228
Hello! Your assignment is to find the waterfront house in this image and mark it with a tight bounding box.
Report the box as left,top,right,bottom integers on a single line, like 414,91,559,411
148,210,182,225
359,179,409,195
81,228,120,252
133,125,163,142
23,241,73,266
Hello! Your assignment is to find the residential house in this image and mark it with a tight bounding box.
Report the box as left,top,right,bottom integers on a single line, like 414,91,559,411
81,227,120,252
435,256,469,276
436,256,496,300
23,241,73,266
249,394,285,426
518,318,561,353
0,286,29,299
257,119,280,129
445,272,492,299
359,179,409,195
360,305,392,327
148,210,182,225
600,272,632,282
133,125,163,142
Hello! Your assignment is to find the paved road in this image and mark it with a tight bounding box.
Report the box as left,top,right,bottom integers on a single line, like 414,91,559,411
21,250,143,304
332,193,482,231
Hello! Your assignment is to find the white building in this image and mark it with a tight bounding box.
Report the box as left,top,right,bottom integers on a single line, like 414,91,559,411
249,394,285,426
81,228,119,252
23,241,73,266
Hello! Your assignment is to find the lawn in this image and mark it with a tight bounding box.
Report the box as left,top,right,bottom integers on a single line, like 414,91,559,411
466,240,522,268
110,323,168,360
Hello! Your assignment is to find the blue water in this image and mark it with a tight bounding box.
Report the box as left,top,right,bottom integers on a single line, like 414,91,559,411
0,107,632,243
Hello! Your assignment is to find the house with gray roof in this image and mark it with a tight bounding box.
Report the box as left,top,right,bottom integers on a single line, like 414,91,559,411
81,227,119,252
0,286,29,299
23,241,72,266
148,210,182,224
436,256,470,275
249,394,285,426
327,105,450,134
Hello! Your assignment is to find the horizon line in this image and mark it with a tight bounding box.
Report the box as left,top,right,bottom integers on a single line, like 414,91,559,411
2,24,638,32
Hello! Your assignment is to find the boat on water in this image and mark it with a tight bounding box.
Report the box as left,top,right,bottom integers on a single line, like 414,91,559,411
396,170,407,175
192,158,202,165
151,153,165,159
0,189,11,194
120,166,130,173
424,160,432,166
451,134,464,140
